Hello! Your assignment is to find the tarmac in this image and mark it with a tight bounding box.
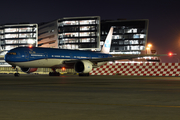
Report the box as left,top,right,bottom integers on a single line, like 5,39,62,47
0,74,180,120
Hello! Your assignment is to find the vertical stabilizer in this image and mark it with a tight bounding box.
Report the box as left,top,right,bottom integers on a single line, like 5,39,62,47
101,27,113,54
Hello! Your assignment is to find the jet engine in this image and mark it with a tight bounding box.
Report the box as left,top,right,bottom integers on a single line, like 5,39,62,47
74,60,93,73
21,68,38,73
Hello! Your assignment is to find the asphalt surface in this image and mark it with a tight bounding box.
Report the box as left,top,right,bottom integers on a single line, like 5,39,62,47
0,74,180,120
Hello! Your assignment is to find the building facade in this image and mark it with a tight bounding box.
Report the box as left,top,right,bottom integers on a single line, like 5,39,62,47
101,19,148,55
38,17,148,55
38,21,58,48
0,23,38,51
38,16,100,50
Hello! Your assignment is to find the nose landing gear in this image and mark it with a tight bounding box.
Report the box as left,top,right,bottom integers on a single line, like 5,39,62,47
12,66,20,77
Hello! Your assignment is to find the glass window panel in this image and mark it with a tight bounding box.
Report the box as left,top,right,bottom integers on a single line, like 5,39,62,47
0,30,3,33
5,40,19,44
119,41,123,45
79,20,96,25
63,21,79,25
125,28,137,33
133,34,145,39
113,35,122,39
5,34,18,38
19,39,28,43
140,34,145,38
19,45,30,47
124,40,129,44
5,28,18,32
19,28,32,32
129,40,138,44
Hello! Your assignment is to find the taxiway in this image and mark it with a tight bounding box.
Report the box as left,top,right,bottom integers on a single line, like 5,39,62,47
0,74,180,120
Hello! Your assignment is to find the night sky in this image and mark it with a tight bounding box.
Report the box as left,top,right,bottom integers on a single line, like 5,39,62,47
1,0,180,62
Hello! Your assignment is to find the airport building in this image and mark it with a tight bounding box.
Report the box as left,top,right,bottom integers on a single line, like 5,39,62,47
38,16,100,50
101,19,148,55
38,16,148,55
0,23,38,66
0,23,38,52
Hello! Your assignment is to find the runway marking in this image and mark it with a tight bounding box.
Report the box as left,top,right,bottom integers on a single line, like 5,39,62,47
1,100,180,108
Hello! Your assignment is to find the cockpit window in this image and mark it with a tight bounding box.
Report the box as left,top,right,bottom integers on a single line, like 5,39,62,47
7,52,16,55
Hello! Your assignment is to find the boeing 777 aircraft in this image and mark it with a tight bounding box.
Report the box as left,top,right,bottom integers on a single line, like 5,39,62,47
4,27,169,76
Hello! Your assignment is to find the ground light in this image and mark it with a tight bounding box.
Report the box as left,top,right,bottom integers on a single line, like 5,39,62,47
62,67,66,71
168,52,173,56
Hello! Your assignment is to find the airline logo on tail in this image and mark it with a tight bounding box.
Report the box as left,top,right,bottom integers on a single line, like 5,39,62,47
104,40,110,48
101,27,113,54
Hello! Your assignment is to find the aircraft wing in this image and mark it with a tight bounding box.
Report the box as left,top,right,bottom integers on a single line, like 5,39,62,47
63,54,169,64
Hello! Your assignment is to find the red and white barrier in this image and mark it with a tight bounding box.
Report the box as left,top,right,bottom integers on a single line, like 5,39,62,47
90,63,180,76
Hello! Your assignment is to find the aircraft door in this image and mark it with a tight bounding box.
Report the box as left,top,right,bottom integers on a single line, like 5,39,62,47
25,51,29,61
70,53,73,59
44,52,48,59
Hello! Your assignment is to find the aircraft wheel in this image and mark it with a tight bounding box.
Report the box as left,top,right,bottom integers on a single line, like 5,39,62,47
49,72,60,76
79,73,89,76
55,72,60,76
14,73,20,77
49,72,52,76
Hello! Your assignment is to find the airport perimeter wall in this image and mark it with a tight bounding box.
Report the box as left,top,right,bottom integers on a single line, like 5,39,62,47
90,63,180,76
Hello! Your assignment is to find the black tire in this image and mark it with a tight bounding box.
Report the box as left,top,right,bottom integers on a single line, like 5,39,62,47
56,72,60,76
79,73,89,76
49,72,60,76
49,72,52,76
14,73,20,77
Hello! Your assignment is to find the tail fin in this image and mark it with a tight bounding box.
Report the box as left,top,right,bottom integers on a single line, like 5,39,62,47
101,27,114,54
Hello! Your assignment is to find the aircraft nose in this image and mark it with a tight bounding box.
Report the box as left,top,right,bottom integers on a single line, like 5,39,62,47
4,54,10,62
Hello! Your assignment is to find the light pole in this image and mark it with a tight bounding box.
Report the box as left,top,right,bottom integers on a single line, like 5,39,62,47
146,47,149,54
146,43,152,54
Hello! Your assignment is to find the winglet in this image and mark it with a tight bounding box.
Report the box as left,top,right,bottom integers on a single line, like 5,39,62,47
101,27,114,54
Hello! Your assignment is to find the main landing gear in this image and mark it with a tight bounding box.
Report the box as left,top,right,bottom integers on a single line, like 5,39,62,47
79,73,90,76
49,68,60,76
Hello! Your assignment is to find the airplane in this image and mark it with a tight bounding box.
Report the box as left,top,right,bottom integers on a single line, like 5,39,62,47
4,27,170,76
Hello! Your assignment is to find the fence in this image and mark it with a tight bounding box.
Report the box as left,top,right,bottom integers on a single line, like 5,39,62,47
90,63,180,76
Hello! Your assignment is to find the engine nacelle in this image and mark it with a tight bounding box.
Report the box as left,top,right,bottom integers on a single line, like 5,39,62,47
21,68,38,73
74,60,93,73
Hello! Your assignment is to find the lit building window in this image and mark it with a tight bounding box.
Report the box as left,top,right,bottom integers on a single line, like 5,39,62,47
5,45,18,50
125,28,137,33
133,34,145,38
5,34,18,38
1,24,38,51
